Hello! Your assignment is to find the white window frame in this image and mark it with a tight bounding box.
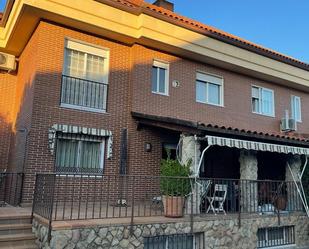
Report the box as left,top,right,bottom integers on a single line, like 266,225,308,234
61,38,110,113
152,59,169,96
291,95,302,122
251,85,275,117
195,71,224,107
55,136,105,174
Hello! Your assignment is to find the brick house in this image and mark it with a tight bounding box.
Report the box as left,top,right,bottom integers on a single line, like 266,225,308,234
0,0,309,248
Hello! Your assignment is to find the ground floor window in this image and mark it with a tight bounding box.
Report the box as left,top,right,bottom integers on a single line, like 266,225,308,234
55,134,105,174
257,226,295,248
144,233,204,249
162,143,177,160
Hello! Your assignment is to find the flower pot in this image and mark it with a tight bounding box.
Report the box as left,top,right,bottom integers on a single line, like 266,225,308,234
275,196,287,210
162,195,184,218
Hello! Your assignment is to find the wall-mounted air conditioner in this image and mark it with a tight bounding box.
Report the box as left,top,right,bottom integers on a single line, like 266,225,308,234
280,110,297,132
0,52,16,71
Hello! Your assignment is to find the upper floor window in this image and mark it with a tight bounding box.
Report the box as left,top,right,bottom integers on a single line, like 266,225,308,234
291,95,301,122
252,86,274,117
61,40,109,113
152,60,169,95
196,72,223,106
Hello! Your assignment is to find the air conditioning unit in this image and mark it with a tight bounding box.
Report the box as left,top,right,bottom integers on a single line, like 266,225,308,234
280,118,297,132
0,52,16,71
288,118,297,131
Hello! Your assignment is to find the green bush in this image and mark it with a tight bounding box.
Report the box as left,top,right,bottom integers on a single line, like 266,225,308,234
160,154,192,197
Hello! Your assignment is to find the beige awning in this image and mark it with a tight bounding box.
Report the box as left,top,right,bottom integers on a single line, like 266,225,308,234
206,135,309,155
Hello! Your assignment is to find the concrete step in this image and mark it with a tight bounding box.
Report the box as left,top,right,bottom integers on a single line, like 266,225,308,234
0,223,32,235
0,233,37,248
0,244,38,249
0,215,31,225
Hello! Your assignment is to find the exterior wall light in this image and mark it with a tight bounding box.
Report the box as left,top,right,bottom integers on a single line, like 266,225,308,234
145,143,152,152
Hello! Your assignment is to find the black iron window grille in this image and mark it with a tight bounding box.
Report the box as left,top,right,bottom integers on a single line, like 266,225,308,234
144,233,204,249
257,226,295,248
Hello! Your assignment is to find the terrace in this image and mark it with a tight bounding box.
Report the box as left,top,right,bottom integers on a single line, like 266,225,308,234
0,170,308,248
31,174,304,241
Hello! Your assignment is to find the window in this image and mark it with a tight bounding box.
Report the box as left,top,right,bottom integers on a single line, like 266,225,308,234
152,60,169,95
252,86,275,116
257,226,295,248
144,233,204,249
196,72,223,106
162,143,177,160
291,95,301,122
61,40,109,112
55,134,105,174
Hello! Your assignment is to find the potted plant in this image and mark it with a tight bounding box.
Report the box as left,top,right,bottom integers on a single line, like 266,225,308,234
160,153,191,218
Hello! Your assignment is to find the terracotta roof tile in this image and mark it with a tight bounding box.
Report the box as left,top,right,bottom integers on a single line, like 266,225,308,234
132,112,309,146
112,0,309,70
197,122,309,143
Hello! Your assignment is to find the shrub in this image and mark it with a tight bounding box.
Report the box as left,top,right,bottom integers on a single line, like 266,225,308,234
160,154,192,197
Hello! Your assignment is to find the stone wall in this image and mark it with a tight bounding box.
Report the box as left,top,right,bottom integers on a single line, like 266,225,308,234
33,214,309,249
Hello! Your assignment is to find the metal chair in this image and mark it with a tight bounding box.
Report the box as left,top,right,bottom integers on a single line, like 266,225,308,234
206,184,228,215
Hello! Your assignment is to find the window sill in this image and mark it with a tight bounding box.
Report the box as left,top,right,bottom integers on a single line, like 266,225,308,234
151,91,169,97
252,111,275,118
257,244,296,249
60,103,108,114
56,173,104,178
196,100,224,108
56,173,103,179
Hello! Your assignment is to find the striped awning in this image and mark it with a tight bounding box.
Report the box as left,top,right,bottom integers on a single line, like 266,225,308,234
206,135,309,155
48,124,113,158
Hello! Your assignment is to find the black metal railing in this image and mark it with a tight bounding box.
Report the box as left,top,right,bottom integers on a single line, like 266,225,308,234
32,174,304,222
0,172,24,206
61,75,108,112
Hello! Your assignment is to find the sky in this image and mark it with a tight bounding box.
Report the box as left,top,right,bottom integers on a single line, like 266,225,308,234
0,0,308,63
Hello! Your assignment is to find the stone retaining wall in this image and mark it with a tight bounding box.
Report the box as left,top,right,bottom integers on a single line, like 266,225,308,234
33,214,309,249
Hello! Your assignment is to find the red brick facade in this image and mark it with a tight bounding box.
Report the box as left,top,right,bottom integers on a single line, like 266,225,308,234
0,21,308,203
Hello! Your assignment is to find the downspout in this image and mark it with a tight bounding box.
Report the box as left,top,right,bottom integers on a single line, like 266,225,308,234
287,159,309,218
299,157,309,216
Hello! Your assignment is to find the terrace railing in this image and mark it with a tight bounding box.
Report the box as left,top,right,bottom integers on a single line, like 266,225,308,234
0,172,24,206
31,174,304,241
32,174,304,220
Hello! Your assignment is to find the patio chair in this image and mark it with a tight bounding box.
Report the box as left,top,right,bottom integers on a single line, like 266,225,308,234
198,179,212,200
206,184,228,215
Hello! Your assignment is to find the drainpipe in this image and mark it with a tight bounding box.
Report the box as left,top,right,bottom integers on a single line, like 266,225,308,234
17,128,29,206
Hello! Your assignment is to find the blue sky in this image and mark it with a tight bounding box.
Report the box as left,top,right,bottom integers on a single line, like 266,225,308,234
0,0,308,63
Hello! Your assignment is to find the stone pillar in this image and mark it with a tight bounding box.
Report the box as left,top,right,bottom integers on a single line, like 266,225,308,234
286,155,302,211
180,135,201,214
180,135,200,173
239,150,258,213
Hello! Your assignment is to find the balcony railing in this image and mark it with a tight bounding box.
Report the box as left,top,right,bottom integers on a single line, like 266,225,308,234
60,75,108,112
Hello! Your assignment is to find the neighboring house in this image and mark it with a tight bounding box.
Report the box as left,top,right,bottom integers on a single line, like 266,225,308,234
0,0,308,248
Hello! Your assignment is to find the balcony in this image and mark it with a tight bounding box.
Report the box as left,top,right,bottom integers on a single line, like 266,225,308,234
60,75,108,113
